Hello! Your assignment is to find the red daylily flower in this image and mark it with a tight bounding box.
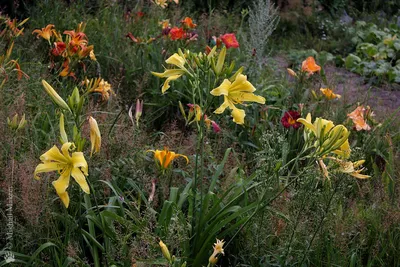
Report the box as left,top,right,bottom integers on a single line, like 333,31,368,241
281,110,301,129
221,33,239,49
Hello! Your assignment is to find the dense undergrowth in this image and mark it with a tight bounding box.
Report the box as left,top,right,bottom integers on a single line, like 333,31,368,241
0,0,399,266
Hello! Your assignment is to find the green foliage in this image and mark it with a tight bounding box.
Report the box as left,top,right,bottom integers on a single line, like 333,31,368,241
344,21,400,83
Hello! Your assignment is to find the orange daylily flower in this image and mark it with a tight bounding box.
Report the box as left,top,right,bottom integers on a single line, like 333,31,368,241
60,59,70,77
181,17,197,28
347,106,371,131
147,148,189,169
32,24,55,41
301,56,321,74
320,88,341,100
64,30,88,54
77,45,94,59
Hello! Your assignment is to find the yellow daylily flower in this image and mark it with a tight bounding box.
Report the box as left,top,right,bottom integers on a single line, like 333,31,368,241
339,159,370,179
34,142,89,208
147,147,189,169
320,88,341,100
328,157,370,179
210,74,265,124
151,53,189,94
88,78,115,101
89,116,101,156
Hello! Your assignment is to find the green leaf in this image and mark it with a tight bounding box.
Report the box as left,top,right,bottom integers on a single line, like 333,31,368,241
345,54,361,70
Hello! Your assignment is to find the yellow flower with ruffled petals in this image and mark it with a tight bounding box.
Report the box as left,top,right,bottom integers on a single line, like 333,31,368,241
34,142,89,208
210,74,265,124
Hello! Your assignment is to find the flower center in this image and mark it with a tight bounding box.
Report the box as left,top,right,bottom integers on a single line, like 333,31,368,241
288,117,296,125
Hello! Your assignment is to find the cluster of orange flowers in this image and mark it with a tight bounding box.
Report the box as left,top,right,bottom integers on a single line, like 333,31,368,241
160,17,198,41
32,23,96,78
126,17,198,45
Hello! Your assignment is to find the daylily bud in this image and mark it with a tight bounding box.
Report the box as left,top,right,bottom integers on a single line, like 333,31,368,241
159,240,172,263
215,46,226,75
211,121,221,133
7,114,18,130
42,80,71,112
287,68,297,77
207,45,217,60
179,101,187,121
135,99,143,127
227,60,235,74
8,113,27,131
17,114,27,130
89,116,101,156
229,66,243,82
69,87,81,109
128,104,135,126
59,113,68,144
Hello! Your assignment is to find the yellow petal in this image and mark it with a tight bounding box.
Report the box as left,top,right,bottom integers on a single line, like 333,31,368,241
71,167,90,194
350,172,370,179
163,151,175,168
214,97,230,114
52,169,71,208
34,162,64,180
229,74,256,93
232,92,265,104
165,53,186,69
353,160,365,168
39,145,68,163
333,140,351,159
210,79,231,96
162,74,182,94
61,142,74,159
176,154,189,164
71,152,88,176
151,69,185,78
231,107,245,125
297,117,316,135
